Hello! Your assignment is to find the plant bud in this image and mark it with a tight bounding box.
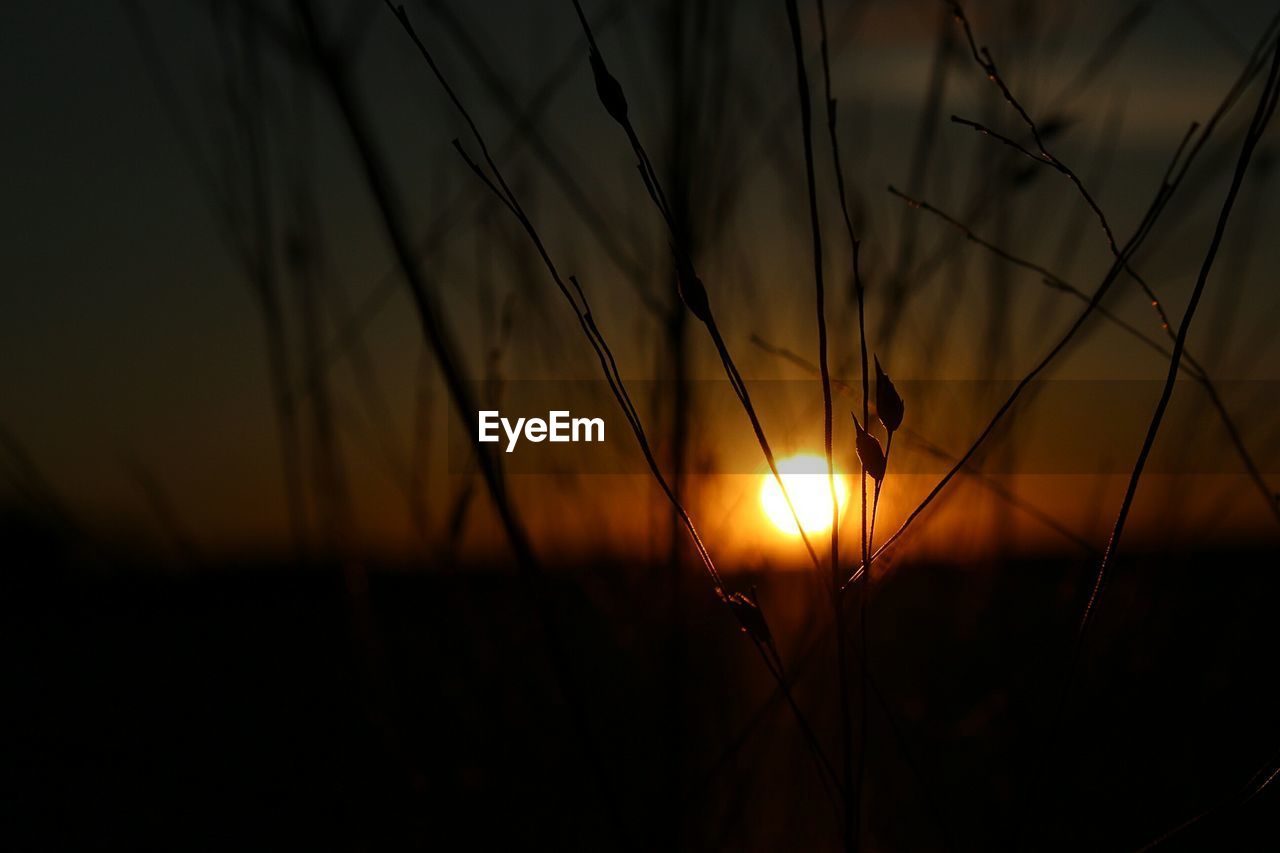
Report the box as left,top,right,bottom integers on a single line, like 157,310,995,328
589,50,628,125
853,414,887,482
727,590,773,648
874,355,904,433
677,258,712,324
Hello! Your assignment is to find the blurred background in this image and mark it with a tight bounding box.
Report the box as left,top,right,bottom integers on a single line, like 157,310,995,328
3,0,1279,849
3,0,1278,561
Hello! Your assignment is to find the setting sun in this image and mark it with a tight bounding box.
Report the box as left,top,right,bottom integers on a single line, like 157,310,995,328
759,454,850,537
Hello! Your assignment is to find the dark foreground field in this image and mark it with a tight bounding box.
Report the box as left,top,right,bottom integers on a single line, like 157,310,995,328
4,516,1278,851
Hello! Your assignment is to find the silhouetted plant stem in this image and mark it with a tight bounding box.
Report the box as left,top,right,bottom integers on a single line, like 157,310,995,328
878,4,951,343
659,1,693,834
418,0,661,314
888,184,1280,525
950,113,1167,325
1024,38,1280,846
783,0,852,845
866,434,892,560
949,0,1280,537
125,1,309,557
284,92,354,554
120,455,205,569
852,8,1280,583
291,4,635,844
944,1,1115,241
381,0,842,800
851,169,1167,585
946,0,1240,352
751,334,1095,557
884,1,1154,326
250,214,310,560
947,0,1280,480
0,425,84,538
235,25,310,559
781,0,836,593
1074,38,1280,716
816,0,876,840
568,0,826,573
409,347,433,542
308,7,645,381
384,1,720,590
932,1,1280,287
755,641,843,816
1138,743,1280,850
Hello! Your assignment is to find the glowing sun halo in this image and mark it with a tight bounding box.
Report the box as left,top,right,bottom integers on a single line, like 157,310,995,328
759,454,849,537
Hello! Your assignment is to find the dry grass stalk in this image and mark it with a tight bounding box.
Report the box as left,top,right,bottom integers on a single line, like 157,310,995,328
382,0,844,804
888,184,1280,524
568,0,829,574
855,5,1280,581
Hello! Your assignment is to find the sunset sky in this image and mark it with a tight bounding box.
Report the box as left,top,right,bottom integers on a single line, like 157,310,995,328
3,0,1278,561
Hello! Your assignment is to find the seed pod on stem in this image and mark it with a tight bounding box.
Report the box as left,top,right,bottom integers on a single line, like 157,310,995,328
726,588,774,650
852,413,886,482
588,50,628,126
875,355,904,434
676,254,712,324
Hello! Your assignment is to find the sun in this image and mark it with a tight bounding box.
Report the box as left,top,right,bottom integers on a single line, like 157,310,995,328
759,453,850,537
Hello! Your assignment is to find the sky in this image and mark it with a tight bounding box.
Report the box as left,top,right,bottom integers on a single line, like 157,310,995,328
2,0,1278,561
